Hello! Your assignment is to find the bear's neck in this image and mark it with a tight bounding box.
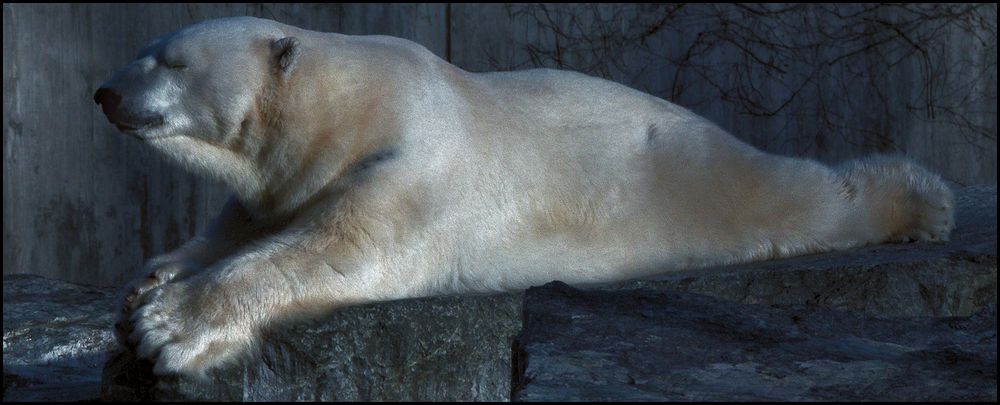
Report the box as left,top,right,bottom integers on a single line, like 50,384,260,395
247,108,399,221
236,50,403,221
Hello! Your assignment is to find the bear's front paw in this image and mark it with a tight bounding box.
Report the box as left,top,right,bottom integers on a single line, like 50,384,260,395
128,279,253,376
116,259,200,343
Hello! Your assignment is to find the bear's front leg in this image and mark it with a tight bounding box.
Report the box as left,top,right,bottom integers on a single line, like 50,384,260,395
117,198,266,342
128,232,369,376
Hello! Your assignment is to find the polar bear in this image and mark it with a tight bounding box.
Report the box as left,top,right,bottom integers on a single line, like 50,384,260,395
94,17,955,376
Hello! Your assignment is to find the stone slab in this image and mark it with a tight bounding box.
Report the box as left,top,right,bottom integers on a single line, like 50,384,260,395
513,281,997,401
101,292,524,401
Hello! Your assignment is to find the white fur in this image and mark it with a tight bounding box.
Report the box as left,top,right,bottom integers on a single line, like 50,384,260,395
99,17,955,376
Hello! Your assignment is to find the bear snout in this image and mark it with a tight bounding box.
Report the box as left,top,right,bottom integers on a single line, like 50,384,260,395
93,87,164,132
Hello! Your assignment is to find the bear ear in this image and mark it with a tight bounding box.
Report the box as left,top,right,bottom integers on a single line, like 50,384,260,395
271,37,300,76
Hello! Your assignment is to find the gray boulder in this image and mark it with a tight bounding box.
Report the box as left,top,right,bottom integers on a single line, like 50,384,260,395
513,281,996,401
2,275,118,402
101,292,524,401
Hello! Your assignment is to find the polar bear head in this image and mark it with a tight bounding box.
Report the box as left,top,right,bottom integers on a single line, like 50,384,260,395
94,17,304,203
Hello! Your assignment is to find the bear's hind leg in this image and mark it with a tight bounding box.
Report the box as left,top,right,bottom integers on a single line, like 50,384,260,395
838,155,955,244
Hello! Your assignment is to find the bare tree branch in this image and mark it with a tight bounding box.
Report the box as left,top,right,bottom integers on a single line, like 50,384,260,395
488,3,997,158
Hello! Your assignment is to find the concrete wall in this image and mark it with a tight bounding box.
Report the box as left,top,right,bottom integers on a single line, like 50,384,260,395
4,3,996,286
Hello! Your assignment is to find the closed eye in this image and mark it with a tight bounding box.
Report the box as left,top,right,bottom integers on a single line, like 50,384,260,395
159,54,187,70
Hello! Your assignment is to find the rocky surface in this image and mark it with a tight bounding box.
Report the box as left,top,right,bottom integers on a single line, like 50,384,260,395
2,274,118,402
101,292,524,401
2,275,525,402
513,282,997,401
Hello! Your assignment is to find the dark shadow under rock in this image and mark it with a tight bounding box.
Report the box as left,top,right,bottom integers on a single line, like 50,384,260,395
513,281,997,401
99,349,156,401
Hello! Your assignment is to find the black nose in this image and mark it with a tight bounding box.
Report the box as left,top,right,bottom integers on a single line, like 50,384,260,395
93,87,165,132
93,87,121,118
